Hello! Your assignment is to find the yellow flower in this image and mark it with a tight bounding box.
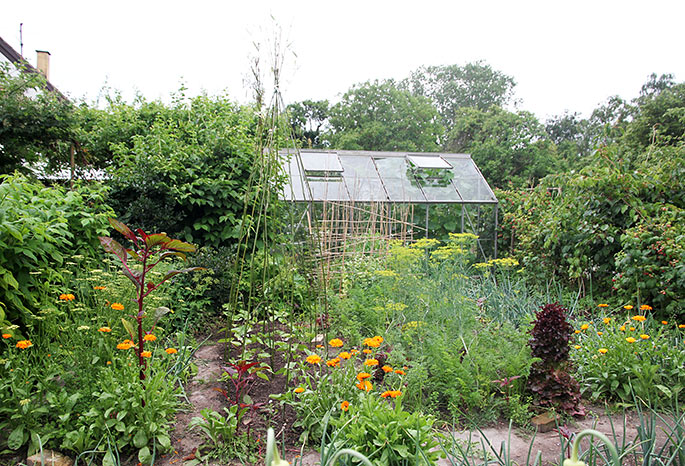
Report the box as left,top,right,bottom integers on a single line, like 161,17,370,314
631,315,646,322
306,354,321,365
381,365,393,373
597,332,603,336
16,340,33,349
20,398,30,406
355,380,373,391
328,338,343,348
626,337,637,343
639,334,649,340
326,358,340,367
574,345,581,349
106,361,112,365
98,327,112,333
143,334,156,341
602,318,611,324
598,348,608,354
111,303,124,311
598,304,609,308
623,305,633,310
574,330,581,334
141,351,152,358
294,387,305,394
2,333,11,339
679,324,685,329
630,327,636,331
580,324,589,330
339,351,351,360
340,400,349,411
117,342,133,350
640,305,652,311
619,326,626,331
165,348,178,354
364,358,379,367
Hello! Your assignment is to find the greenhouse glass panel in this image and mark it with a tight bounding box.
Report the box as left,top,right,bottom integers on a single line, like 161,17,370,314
338,155,388,201
373,156,426,202
307,176,350,201
301,151,343,173
443,155,496,202
407,155,452,169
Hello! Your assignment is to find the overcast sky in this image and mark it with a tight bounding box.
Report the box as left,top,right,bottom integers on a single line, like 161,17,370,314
2,0,684,121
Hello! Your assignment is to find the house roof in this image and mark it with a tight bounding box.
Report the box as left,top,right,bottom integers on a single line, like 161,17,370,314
281,149,497,204
0,35,66,99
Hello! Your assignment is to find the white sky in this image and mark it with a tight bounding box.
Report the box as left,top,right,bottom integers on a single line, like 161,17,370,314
2,0,684,121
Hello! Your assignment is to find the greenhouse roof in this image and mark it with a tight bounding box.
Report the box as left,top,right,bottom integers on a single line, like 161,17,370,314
281,149,497,204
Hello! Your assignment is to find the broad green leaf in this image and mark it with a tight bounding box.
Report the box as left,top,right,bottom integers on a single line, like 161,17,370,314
138,446,151,465
102,450,116,466
145,233,170,248
133,430,148,448
164,239,197,253
159,251,187,262
121,318,136,340
7,426,24,450
99,236,128,264
156,434,171,450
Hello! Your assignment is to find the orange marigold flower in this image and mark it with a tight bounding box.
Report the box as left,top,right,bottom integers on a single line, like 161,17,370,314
294,387,305,394
98,327,112,333
357,372,372,381
93,286,107,290
355,380,372,391
362,349,372,354
580,324,589,330
598,348,608,354
328,338,343,348
381,390,402,398
2,333,11,339
624,305,633,310
340,400,349,411
143,334,156,341
117,342,133,350
141,351,152,358
640,334,649,340
111,303,124,311
661,321,668,325
16,340,32,349
339,351,351,360
640,305,652,311
326,358,340,367
165,348,178,354
598,303,609,308
306,354,321,365
381,365,393,373
364,358,379,367
631,315,646,322
626,337,637,343
574,345,581,349
394,369,406,375
603,318,611,324
363,336,383,348
629,327,636,331
59,293,75,301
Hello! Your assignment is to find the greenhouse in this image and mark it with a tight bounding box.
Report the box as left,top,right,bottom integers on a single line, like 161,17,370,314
281,149,499,272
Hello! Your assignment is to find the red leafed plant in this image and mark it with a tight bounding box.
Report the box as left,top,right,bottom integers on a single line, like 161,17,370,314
99,218,203,381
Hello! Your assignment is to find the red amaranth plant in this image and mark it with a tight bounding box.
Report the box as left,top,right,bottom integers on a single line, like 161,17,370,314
99,218,202,382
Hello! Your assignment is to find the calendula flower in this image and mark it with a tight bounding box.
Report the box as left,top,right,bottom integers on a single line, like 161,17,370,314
141,351,152,358
620,326,626,331
631,315,646,322
381,365,393,373
316,344,323,349
624,305,633,310
363,336,383,348
362,349,372,354
355,380,373,391
640,334,649,340
340,400,349,411
640,305,652,311
339,351,351,360
106,361,112,365
574,330,581,334
661,321,668,325
98,327,111,333
603,318,611,324
326,358,340,367
598,304,609,308
165,348,178,354
59,293,75,301
597,332,603,336
626,337,637,343
93,286,107,290
111,303,124,311
630,327,636,331
394,369,406,375
16,340,32,349
143,334,156,341
381,390,402,398
364,358,379,367
117,342,133,350
356,372,372,381
350,349,359,355
294,387,305,394
306,354,321,365
574,345,581,349
2,334,11,339
598,348,608,354
679,324,685,329
328,338,343,348
580,324,589,330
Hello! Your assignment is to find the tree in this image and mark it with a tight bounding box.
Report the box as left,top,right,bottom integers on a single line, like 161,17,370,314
405,61,516,129
545,112,594,167
286,99,330,148
445,106,562,188
0,63,76,174
625,80,685,150
328,79,443,152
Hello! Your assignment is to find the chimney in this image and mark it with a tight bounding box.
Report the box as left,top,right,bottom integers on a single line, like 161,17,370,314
36,50,50,81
